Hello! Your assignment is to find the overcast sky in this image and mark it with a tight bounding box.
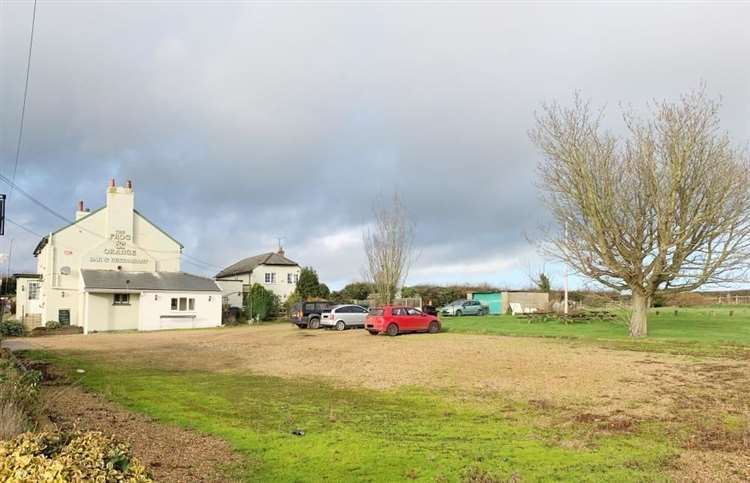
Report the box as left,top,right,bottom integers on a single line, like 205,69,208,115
1,2,749,290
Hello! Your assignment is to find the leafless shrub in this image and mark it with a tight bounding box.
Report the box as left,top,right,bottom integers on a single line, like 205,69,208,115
363,193,416,305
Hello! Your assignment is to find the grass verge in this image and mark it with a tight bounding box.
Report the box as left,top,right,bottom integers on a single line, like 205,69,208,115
24,349,679,482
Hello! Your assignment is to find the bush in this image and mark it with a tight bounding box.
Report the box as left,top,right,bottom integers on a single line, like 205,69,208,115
0,430,152,482
0,402,27,441
0,356,41,439
45,320,61,330
245,284,280,321
0,320,25,337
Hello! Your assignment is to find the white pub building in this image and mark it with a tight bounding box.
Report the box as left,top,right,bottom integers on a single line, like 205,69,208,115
15,180,221,333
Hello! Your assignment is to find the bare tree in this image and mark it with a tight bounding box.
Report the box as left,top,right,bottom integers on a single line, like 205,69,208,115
530,88,750,337
363,193,416,305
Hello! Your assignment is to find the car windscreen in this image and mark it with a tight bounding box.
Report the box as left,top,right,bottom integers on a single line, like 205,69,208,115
369,308,384,316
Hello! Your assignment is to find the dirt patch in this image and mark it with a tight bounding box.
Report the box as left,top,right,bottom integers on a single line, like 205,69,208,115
38,370,240,482
573,412,637,432
671,450,750,482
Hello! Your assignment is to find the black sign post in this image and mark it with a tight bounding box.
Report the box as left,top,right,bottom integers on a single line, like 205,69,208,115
0,194,5,236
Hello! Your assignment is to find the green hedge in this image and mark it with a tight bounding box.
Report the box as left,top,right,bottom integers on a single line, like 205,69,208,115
0,320,25,337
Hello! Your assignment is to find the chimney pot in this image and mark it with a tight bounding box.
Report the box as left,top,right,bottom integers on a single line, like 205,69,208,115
78,200,84,211
110,178,116,187
126,180,132,189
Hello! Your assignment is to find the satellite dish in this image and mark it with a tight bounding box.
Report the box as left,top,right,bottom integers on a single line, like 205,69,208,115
60,266,71,275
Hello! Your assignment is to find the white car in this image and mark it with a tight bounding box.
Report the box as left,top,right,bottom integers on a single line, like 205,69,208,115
321,304,369,331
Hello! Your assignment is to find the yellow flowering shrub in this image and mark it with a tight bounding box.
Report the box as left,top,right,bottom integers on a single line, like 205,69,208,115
0,430,152,482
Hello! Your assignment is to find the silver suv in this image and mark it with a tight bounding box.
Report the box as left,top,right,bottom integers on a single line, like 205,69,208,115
321,304,369,330
440,299,487,316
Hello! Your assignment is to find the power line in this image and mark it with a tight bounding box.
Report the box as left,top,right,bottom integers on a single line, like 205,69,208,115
0,173,221,270
5,217,44,238
10,0,38,196
0,172,70,225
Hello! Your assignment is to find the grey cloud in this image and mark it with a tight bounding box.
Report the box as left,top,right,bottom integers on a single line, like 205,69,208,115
1,2,749,288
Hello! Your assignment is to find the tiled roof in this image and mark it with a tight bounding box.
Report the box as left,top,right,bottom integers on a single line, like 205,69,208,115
81,270,220,292
216,252,298,278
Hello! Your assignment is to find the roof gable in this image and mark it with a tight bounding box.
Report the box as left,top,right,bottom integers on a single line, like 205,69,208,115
32,206,183,256
216,252,299,278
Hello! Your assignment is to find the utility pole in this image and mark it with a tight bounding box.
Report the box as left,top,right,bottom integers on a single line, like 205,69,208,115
563,221,568,315
0,238,13,321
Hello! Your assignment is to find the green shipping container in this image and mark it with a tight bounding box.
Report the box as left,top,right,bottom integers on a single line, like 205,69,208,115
471,292,502,315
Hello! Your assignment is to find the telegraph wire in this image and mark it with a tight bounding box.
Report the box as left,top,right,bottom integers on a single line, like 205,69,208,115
5,217,44,239
10,0,38,196
0,173,221,270
0,172,70,225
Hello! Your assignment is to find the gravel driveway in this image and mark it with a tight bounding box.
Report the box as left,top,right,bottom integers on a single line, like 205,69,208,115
10,323,746,418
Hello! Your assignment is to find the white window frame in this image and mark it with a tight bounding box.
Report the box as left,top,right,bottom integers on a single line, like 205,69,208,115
265,272,276,284
172,296,195,312
113,293,130,305
28,282,40,300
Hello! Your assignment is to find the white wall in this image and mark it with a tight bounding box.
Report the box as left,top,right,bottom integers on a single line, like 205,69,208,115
215,279,243,308
249,265,301,301
85,292,140,332
30,183,183,327
217,264,301,302
138,291,221,331
15,278,43,320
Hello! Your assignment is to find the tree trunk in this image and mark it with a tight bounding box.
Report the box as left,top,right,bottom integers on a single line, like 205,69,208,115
629,291,649,337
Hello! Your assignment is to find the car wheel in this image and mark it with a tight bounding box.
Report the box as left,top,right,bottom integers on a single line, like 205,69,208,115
335,320,346,331
455,310,462,317
309,318,320,329
368,330,378,335
387,323,399,337
428,321,440,334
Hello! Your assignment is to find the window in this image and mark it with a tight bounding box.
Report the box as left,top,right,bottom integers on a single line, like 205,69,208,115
369,308,384,316
113,294,130,305
287,273,294,284
28,282,40,300
172,297,195,311
265,272,276,284
406,308,422,315
392,308,407,316
294,273,299,283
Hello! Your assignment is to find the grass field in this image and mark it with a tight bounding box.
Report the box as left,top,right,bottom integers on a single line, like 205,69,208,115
442,306,750,357
16,306,750,481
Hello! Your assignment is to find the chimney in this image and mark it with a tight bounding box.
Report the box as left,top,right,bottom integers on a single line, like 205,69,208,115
105,178,135,236
75,200,89,221
277,247,285,257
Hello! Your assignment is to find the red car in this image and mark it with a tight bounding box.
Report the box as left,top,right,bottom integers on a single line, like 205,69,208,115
365,305,441,336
